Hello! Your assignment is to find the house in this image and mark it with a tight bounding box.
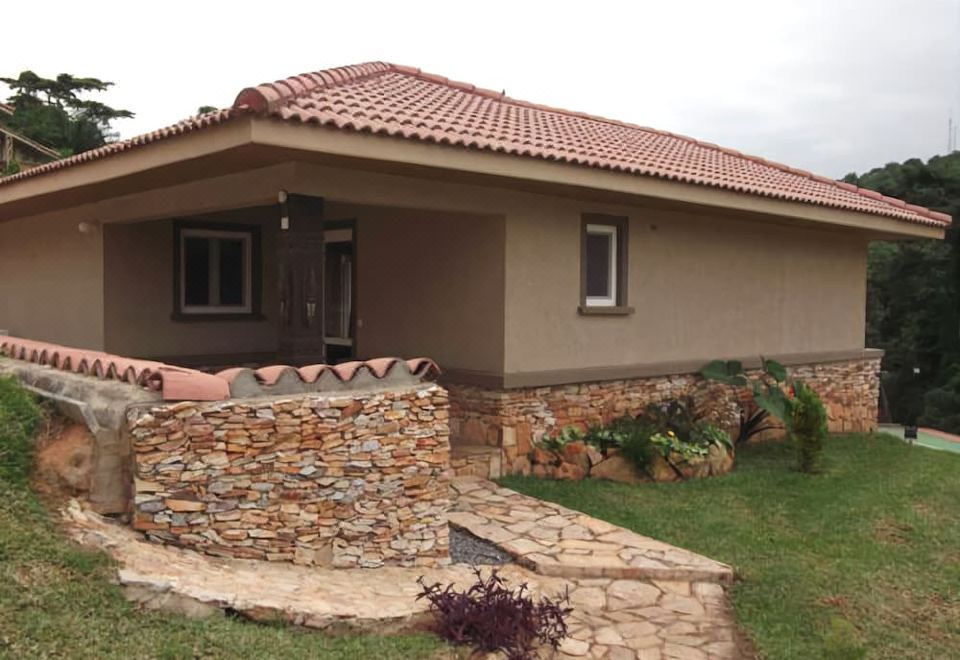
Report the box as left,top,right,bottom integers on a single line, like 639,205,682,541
0,62,949,476
0,102,59,173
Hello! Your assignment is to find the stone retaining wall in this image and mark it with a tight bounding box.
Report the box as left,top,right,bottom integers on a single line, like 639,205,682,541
449,356,881,475
130,384,451,568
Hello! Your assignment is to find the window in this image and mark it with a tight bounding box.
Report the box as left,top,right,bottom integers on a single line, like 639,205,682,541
174,223,260,317
580,215,630,312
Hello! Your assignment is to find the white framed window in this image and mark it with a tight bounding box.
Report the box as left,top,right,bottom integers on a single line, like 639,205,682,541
178,227,254,315
584,223,618,307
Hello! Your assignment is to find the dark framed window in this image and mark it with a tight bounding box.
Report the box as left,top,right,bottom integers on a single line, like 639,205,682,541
580,214,630,313
173,221,262,320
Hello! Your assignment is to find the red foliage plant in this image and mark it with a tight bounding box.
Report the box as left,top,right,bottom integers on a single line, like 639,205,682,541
416,568,572,660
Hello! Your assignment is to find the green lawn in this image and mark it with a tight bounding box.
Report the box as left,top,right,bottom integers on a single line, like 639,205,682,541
0,377,446,659
503,434,960,660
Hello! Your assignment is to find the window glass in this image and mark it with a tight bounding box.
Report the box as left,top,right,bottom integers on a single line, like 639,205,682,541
218,238,245,306
585,232,612,298
183,237,210,306
178,227,253,314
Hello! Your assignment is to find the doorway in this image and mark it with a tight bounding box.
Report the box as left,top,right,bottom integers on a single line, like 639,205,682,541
323,220,355,363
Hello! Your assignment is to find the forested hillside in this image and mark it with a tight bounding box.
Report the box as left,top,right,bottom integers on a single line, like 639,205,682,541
843,153,960,430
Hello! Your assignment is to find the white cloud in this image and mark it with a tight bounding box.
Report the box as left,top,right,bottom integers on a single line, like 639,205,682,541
2,0,957,177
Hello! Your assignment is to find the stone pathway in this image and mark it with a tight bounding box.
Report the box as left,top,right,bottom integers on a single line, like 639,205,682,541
63,499,552,634
62,478,752,658
450,477,733,583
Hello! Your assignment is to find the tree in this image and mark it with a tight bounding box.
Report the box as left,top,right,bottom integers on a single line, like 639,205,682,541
845,152,960,428
0,71,133,156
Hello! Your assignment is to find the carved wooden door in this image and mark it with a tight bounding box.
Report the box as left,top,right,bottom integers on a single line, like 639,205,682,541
277,194,326,365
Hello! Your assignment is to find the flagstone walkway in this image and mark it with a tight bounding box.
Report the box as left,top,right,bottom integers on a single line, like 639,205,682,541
62,477,751,659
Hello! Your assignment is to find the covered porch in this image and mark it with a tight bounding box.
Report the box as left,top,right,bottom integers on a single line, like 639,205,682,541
96,171,505,376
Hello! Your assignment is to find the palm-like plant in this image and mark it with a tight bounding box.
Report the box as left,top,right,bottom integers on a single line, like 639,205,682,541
700,358,792,444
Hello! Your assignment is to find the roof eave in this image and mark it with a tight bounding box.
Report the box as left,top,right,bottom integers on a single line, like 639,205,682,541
0,115,946,240
249,118,946,240
0,118,255,219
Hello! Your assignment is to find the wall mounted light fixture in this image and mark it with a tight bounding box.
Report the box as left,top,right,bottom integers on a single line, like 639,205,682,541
278,189,290,230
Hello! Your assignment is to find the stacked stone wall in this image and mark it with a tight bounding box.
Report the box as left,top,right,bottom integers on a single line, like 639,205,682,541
130,384,451,568
449,357,881,475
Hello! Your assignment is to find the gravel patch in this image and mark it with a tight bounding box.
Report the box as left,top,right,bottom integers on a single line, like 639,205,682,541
449,525,512,565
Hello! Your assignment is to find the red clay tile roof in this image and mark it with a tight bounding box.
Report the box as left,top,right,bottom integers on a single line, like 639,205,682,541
0,336,440,401
0,62,950,227
0,336,230,401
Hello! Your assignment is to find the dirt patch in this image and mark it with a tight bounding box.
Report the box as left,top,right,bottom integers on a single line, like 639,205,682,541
874,518,914,545
819,594,852,613
11,561,76,589
32,417,93,503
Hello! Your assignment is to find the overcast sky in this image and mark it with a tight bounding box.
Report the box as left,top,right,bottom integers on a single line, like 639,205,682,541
4,0,959,178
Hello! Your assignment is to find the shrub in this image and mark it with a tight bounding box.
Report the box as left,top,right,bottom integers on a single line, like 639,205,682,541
416,568,572,660
822,616,866,660
790,381,828,473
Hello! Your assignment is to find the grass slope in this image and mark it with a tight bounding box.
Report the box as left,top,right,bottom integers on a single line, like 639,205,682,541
0,377,444,659
503,435,960,659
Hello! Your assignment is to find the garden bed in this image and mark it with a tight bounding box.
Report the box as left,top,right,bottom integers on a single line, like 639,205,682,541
521,397,738,484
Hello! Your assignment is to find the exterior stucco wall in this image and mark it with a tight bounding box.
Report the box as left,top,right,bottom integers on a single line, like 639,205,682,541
326,202,505,374
103,206,279,360
6,160,871,379
0,212,104,348
504,205,869,374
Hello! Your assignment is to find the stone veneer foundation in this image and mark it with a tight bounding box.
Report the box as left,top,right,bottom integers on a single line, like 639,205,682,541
448,356,881,476
130,384,451,568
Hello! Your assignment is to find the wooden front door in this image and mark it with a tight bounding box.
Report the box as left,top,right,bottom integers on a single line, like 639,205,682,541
277,194,326,365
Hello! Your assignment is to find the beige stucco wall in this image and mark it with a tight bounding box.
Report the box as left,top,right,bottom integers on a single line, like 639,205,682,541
4,159,871,379
503,203,868,374
326,202,505,374
102,206,279,360
0,212,104,348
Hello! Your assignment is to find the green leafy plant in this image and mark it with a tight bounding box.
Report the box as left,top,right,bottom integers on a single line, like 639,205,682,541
536,426,583,453
649,431,710,461
700,358,792,443
583,416,648,452
790,380,828,473
691,421,734,450
585,415,659,468
638,397,699,440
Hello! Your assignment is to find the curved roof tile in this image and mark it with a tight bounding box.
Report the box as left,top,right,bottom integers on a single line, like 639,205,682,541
0,336,229,401
214,358,440,389
0,336,439,402
0,63,949,228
